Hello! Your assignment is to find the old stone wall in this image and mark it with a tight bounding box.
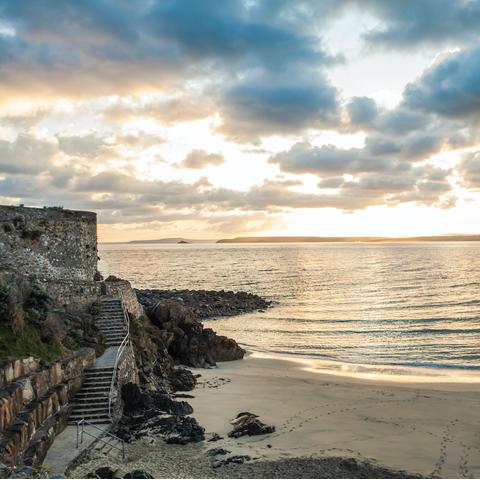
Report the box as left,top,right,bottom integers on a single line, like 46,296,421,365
0,348,95,468
105,279,145,318
0,205,97,281
39,279,102,309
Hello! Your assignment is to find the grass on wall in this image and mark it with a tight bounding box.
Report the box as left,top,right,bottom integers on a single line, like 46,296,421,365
0,324,63,361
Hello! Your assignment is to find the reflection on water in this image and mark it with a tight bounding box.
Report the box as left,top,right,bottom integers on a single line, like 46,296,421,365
99,242,480,376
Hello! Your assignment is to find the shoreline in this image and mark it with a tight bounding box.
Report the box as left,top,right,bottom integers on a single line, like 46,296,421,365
241,349,480,385
187,354,480,478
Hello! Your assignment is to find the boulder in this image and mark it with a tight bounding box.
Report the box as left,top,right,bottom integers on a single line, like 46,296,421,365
228,412,275,438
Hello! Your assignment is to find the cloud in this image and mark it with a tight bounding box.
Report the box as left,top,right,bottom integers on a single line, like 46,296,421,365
57,133,106,157
403,46,480,118
458,151,480,189
178,149,224,169
103,95,214,125
361,0,480,49
347,96,378,126
0,133,58,174
218,77,340,141
270,142,395,176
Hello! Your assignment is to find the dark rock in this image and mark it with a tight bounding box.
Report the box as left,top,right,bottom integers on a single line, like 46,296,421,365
211,455,252,468
228,412,275,438
207,447,230,456
135,289,273,366
123,469,154,479
142,299,245,367
207,433,223,442
121,383,193,416
136,289,271,320
115,413,204,445
88,466,121,478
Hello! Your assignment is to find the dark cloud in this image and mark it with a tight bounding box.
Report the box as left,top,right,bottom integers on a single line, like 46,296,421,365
347,96,378,126
403,46,480,118
361,0,480,49
270,142,396,176
178,150,224,169
0,0,337,101
218,78,339,141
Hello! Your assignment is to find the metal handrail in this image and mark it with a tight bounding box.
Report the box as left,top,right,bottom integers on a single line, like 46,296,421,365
76,418,125,458
105,291,131,419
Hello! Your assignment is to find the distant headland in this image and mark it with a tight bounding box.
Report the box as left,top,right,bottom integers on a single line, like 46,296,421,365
217,235,480,243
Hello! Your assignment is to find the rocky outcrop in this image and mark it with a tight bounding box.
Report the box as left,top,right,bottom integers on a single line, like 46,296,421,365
228,412,275,438
137,289,271,319
145,300,245,367
113,383,204,445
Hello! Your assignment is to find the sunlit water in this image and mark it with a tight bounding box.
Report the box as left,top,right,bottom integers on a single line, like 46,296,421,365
99,242,480,379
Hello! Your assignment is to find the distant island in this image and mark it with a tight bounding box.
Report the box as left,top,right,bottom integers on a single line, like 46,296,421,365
217,235,480,243
128,238,213,244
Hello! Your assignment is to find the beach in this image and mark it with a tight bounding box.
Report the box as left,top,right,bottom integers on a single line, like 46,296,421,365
70,353,480,478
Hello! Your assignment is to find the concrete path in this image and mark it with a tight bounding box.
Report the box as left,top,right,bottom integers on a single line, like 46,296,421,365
94,346,119,368
43,347,119,474
43,426,95,476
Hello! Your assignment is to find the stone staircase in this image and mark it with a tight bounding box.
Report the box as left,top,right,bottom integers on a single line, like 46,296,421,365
96,298,128,347
69,298,128,424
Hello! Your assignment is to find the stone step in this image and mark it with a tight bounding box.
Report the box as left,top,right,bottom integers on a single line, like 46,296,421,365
75,394,110,401
69,414,111,424
83,376,113,383
71,405,109,414
87,368,115,374
74,400,109,408
96,321,126,326
82,382,112,389
84,372,113,379
78,387,111,394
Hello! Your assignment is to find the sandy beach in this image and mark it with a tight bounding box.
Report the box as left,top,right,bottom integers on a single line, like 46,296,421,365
70,353,480,478
188,353,480,478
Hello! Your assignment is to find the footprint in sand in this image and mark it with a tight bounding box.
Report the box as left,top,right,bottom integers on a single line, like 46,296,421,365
197,376,232,389
430,418,459,478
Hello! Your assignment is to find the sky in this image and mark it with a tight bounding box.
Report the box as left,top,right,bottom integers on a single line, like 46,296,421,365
0,0,480,242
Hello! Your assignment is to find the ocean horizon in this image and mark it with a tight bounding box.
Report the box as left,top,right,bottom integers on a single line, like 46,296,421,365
99,241,480,380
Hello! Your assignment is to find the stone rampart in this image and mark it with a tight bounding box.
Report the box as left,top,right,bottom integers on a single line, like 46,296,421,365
0,206,97,281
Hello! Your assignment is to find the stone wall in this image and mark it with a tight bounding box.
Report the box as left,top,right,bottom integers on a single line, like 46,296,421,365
39,279,102,309
0,205,97,281
0,348,95,468
104,279,145,318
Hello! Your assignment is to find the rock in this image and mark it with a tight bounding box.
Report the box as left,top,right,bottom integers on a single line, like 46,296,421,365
123,470,154,479
212,455,252,468
207,447,230,456
207,433,223,442
121,383,193,416
87,466,122,478
228,412,275,438
115,413,205,444
136,288,269,364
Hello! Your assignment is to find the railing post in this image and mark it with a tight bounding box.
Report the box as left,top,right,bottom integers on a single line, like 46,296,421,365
76,421,79,448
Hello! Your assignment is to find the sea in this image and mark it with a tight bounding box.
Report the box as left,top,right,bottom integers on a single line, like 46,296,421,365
99,242,480,381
